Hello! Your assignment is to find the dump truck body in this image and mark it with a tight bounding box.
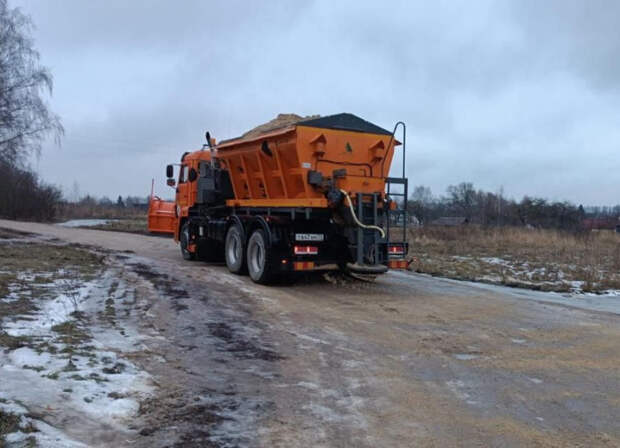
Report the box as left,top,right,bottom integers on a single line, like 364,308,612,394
148,113,409,283
216,116,396,207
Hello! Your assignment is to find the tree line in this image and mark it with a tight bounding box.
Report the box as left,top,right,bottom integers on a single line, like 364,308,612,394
0,1,617,228
76,195,149,208
56,194,150,221
407,182,619,231
0,0,63,220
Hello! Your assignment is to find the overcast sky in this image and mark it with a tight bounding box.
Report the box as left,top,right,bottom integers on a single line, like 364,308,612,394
13,0,620,204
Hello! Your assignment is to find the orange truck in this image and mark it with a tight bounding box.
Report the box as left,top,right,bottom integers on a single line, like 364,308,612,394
148,113,409,283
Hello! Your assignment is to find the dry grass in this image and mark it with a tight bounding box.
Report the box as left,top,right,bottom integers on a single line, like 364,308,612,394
0,409,20,444
57,203,146,221
0,242,102,278
84,217,148,235
0,241,103,353
408,226,620,293
0,243,102,324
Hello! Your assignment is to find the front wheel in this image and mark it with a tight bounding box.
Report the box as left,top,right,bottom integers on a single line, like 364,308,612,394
225,224,246,274
247,229,273,284
180,222,195,260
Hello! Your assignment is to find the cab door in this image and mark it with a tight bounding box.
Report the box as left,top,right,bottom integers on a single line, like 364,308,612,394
176,163,190,209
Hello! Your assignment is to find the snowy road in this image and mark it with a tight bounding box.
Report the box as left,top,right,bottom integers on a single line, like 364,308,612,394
1,219,620,447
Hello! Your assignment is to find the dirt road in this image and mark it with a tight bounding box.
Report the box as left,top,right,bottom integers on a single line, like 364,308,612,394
2,219,619,447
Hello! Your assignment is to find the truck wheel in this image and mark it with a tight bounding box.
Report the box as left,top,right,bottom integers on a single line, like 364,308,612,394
247,229,273,284
180,222,195,261
225,224,246,274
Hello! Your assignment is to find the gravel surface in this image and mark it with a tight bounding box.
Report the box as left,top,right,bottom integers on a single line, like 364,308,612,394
1,219,619,447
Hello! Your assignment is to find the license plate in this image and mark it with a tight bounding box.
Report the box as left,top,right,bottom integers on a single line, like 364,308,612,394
295,233,324,242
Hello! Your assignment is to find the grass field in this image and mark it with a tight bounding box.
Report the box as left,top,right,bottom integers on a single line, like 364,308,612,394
408,226,620,294
84,217,149,235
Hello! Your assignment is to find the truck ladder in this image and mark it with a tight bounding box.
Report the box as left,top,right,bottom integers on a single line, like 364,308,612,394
385,121,408,256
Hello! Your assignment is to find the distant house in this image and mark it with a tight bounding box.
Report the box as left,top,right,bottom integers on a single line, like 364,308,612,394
429,216,469,227
582,218,618,231
389,211,420,227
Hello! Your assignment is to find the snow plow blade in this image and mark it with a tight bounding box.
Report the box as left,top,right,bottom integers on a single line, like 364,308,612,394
147,197,175,234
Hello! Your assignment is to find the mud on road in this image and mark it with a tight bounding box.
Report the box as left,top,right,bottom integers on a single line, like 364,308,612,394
1,219,619,447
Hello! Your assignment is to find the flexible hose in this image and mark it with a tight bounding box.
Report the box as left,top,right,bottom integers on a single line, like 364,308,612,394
340,189,386,239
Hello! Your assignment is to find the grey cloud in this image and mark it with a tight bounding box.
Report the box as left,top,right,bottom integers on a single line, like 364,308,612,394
13,0,620,204
509,0,620,90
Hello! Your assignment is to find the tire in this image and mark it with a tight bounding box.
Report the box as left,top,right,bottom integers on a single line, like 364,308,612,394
180,222,195,260
225,224,246,274
246,229,273,284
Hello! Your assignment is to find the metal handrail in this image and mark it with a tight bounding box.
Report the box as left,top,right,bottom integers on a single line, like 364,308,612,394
381,121,406,179
383,121,408,246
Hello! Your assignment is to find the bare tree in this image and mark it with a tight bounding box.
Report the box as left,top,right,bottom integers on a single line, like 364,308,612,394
0,0,63,166
411,185,433,204
447,182,477,220
408,185,434,224
0,158,61,220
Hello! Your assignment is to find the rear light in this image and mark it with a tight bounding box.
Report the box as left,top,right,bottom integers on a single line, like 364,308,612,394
388,244,405,255
294,245,318,255
388,259,409,269
294,261,315,271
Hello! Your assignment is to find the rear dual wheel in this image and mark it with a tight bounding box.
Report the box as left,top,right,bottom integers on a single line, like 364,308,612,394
225,224,273,284
225,225,246,274
247,229,273,284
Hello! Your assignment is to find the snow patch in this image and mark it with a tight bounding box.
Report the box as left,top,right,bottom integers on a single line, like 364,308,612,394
453,353,479,360
4,279,96,337
0,267,153,446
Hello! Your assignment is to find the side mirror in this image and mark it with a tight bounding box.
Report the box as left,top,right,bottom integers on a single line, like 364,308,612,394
188,168,198,182
166,164,174,178
166,178,176,187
